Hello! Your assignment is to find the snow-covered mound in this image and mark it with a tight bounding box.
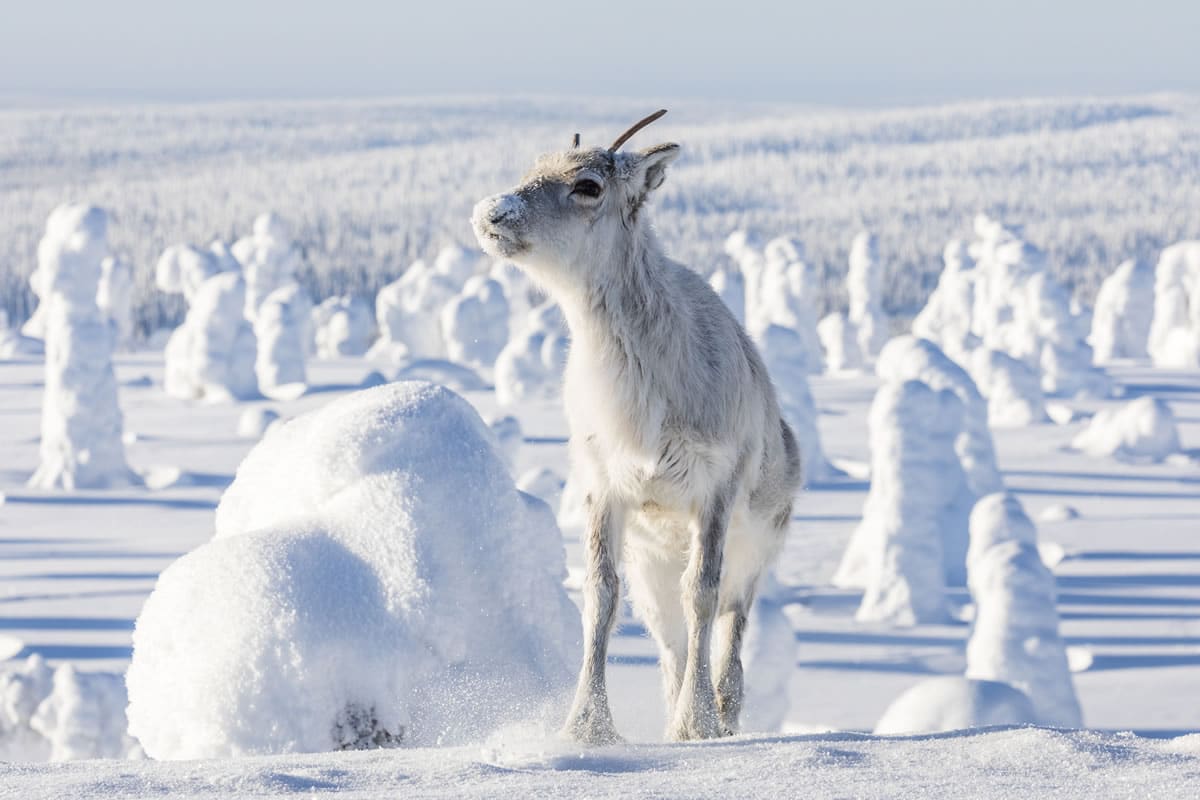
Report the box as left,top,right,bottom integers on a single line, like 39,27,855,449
28,204,137,489
163,272,258,402
965,493,1082,728
312,295,374,358
1147,241,1200,368
1089,258,1154,364
968,348,1047,428
0,655,140,761
847,231,888,360
494,304,568,406
126,382,581,759
757,324,834,481
1070,396,1181,461
836,379,963,625
874,676,1037,735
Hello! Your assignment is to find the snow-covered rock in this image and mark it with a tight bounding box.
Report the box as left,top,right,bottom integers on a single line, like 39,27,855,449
968,348,1047,428
254,284,311,400
817,311,864,373
1090,258,1154,364
126,382,581,759
163,272,258,402
28,204,137,489
312,295,374,358
837,379,963,625
1147,241,1200,368
1070,396,1181,461
757,324,834,481
965,493,1082,728
847,231,888,361
369,261,458,363
231,213,302,323
441,275,509,373
874,676,1037,735
494,303,568,406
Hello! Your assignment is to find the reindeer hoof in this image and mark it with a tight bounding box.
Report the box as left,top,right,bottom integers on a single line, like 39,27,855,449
667,703,724,741
564,703,623,745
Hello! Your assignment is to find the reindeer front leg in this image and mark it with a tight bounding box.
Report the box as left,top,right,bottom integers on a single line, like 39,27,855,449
668,486,733,741
564,495,625,744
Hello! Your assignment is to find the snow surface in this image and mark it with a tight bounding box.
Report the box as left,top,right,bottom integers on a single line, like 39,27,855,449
3,727,1199,799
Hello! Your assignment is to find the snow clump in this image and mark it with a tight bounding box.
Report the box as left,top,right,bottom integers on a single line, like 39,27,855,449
965,493,1083,728
1070,396,1181,461
126,382,581,759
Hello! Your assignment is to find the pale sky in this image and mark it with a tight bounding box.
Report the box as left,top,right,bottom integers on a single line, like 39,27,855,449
2,0,1198,105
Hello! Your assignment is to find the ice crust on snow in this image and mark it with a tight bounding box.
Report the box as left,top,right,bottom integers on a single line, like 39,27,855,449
28,204,136,490
837,379,963,624
1070,395,1181,461
965,493,1083,728
126,382,580,759
873,676,1037,735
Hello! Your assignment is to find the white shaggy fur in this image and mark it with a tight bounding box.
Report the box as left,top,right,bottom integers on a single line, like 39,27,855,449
472,126,801,743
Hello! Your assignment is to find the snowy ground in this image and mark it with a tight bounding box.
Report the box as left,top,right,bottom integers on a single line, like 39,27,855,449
4,727,1199,800
2,353,1199,743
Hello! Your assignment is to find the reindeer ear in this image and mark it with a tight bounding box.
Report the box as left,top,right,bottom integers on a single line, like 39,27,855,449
633,142,680,194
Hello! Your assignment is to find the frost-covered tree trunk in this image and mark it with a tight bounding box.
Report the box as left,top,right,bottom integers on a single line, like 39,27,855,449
28,205,136,490
965,493,1082,728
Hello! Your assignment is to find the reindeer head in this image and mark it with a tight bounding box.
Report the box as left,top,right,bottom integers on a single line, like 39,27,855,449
472,111,679,287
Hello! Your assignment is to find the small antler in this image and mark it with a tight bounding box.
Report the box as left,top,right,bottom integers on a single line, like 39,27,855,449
572,132,580,148
609,109,668,152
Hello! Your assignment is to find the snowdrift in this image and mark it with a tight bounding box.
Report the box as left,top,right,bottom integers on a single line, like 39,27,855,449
126,382,581,759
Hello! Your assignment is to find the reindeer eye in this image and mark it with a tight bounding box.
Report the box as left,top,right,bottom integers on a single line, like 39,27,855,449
571,178,603,198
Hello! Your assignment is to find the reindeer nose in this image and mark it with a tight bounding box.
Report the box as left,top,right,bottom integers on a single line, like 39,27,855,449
486,194,523,226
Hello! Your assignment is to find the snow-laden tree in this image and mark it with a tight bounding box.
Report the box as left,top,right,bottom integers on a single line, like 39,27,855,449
965,493,1082,728
1089,258,1154,364
847,231,889,360
28,204,137,489
1147,241,1200,368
